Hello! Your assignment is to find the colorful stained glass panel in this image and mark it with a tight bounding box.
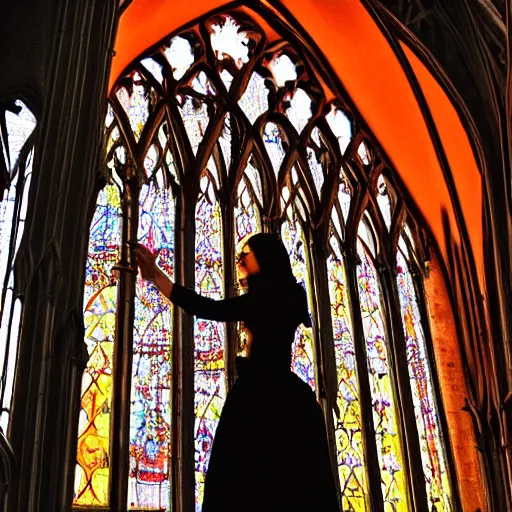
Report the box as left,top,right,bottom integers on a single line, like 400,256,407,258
128,181,174,509
74,184,121,506
357,239,409,511
327,235,369,511
396,248,452,510
281,205,316,390
194,178,226,511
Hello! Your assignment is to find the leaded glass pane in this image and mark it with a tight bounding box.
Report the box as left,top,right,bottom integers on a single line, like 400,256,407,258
308,128,324,195
357,238,409,512
210,16,250,69
191,71,216,96
141,57,164,86
0,100,34,433
327,235,370,511
194,177,226,510
128,181,175,509
178,95,209,155
238,72,268,124
218,113,232,173
165,36,194,81
263,122,286,177
358,141,370,166
281,203,316,390
286,88,312,134
144,144,159,176
326,105,352,156
219,69,234,91
243,157,263,205
269,54,297,87
234,176,260,350
1,99,37,172
0,296,21,432
376,175,392,231
116,73,151,142
396,246,452,510
234,177,260,247
74,184,121,506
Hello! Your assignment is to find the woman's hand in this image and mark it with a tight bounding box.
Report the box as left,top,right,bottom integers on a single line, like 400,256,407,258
132,243,161,282
132,243,173,298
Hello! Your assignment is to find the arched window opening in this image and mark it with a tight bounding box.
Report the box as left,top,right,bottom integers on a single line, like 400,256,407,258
74,182,121,507
194,174,225,505
74,9,457,511
281,193,316,390
0,99,36,435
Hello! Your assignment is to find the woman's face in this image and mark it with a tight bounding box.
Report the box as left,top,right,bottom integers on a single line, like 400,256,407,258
236,244,261,280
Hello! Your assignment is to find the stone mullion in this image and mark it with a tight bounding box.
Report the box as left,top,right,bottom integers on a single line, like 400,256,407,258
175,197,197,512
109,161,140,512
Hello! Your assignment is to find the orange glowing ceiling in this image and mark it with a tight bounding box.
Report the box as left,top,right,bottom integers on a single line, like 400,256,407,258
110,0,484,290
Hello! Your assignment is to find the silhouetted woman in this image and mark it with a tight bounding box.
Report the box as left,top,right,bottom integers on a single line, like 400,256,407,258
134,233,339,512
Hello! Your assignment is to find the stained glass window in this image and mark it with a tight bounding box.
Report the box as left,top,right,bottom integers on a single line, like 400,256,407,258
327,234,369,510
357,231,409,511
128,181,175,509
74,184,121,506
194,176,225,510
0,99,36,433
396,239,452,510
83,8,456,511
327,168,370,510
281,199,316,390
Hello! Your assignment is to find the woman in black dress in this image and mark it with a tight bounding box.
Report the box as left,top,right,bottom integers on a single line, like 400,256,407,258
134,233,339,512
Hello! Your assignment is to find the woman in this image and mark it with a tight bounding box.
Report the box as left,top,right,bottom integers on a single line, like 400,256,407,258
134,233,340,512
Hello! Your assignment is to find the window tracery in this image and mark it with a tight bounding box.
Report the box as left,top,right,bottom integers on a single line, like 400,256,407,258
74,9,455,511
0,99,36,435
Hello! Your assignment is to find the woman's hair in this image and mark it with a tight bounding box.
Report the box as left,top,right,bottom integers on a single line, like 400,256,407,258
245,233,312,327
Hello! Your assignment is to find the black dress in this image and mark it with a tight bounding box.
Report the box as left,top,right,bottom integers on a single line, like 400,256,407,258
170,282,340,512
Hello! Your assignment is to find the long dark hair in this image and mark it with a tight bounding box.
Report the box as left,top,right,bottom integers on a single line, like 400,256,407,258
245,233,312,327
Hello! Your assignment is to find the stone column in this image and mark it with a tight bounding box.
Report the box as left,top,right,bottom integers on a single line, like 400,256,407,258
3,1,119,511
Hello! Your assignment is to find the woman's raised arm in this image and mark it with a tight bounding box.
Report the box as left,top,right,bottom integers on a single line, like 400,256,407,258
133,243,254,322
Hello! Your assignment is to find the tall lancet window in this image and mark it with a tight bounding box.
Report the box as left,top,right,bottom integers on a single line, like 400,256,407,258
74,8,456,512
0,99,36,434
194,174,225,504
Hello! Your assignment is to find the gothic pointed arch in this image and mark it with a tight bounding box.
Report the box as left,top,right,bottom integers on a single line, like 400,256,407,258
70,4,487,511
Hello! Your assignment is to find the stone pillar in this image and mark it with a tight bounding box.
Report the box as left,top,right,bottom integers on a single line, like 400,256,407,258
4,1,119,511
